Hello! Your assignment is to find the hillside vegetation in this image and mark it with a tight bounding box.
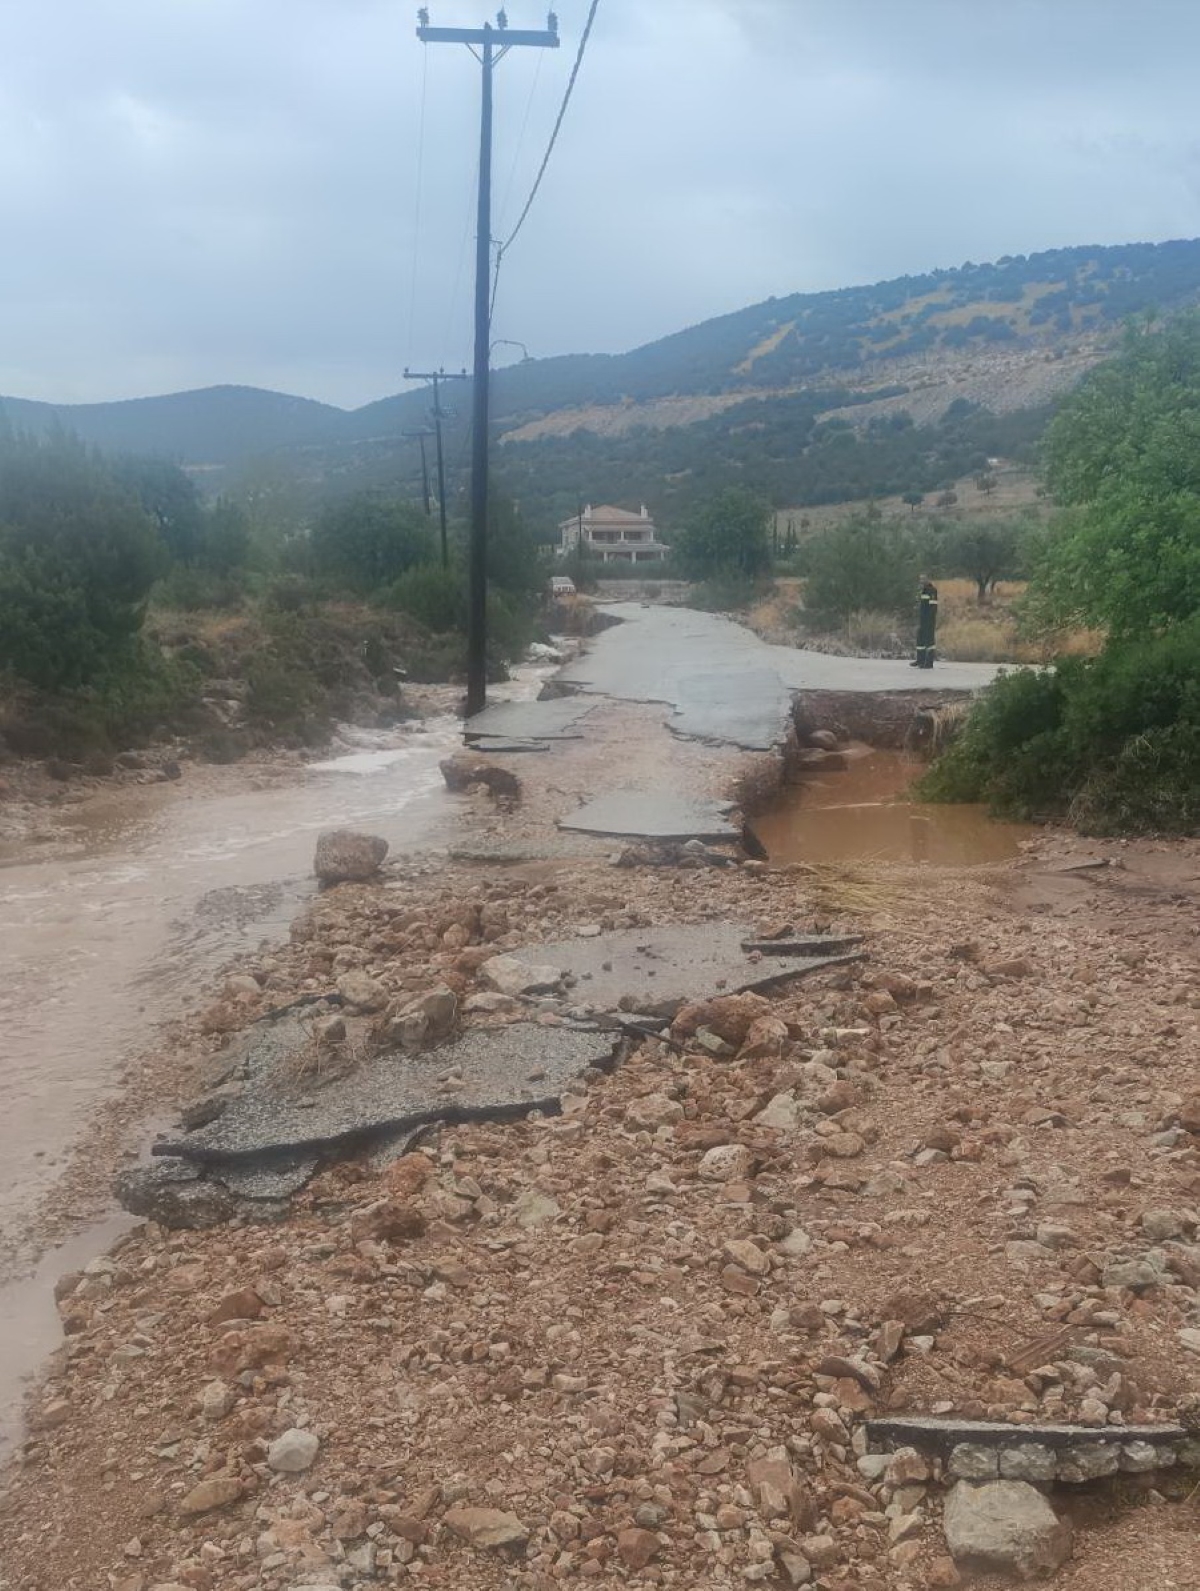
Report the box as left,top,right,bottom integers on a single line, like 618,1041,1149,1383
7,239,1200,540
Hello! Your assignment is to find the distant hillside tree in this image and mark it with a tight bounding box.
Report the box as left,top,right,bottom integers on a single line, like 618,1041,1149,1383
941,519,1023,603
678,487,772,578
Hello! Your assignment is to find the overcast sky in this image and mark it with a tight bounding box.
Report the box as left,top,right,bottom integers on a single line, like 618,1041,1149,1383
2,0,1199,409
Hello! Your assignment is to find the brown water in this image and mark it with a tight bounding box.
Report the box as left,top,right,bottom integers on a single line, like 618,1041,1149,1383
750,748,1033,867
0,715,472,1450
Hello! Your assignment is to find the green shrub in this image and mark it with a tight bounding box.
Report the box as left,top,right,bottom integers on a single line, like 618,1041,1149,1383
919,618,1200,833
387,562,465,633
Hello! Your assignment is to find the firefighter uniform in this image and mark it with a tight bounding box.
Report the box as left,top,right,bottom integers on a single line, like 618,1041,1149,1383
913,578,938,669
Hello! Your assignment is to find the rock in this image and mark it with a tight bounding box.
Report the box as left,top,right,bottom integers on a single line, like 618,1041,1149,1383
1179,1327,1200,1356
1103,1256,1166,1291
625,1093,684,1131
349,1200,427,1245
337,968,388,1012
511,1189,560,1229
672,993,771,1046
114,1165,235,1231
207,1286,264,1326
1142,1209,1185,1242
1178,1093,1200,1134
999,1444,1057,1483
807,729,840,751
616,1527,661,1570
723,1238,771,1276
443,1506,529,1550
267,1428,320,1473
200,1379,235,1421
1056,1444,1119,1483
480,954,564,997
746,1452,815,1530
440,753,522,803
1120,1441,1164,1473
943,1481,1072,1579
698,1143,755,1182
316,1014,346,1044
948,1444,1000,1480
754,1091,802,1131
313,828,388,884
778,1226,813,1258
387,985,460,1049
178,1475,243,1515
985,957,1033,980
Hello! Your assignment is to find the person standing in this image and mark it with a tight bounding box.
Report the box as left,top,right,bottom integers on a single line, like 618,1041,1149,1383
912,575,939,669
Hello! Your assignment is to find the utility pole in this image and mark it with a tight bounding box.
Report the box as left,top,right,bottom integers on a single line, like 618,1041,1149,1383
402,428,435,517
416,8,560,716
403,365,467,569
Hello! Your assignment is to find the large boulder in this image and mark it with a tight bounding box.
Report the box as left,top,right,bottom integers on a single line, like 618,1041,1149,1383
944,1480,1072,1580
313,829,388,884
440,752,521,804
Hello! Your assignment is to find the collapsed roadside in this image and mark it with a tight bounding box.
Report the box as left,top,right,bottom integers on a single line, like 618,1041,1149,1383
1,680,1198,1591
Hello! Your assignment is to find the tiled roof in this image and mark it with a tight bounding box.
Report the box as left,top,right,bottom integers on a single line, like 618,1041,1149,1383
557,504,653,529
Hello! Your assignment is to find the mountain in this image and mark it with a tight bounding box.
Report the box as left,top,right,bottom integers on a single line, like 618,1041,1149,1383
6,237,1200,527
0,384,344,465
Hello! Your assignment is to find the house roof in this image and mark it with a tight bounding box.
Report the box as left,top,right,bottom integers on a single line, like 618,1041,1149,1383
557,504,654,529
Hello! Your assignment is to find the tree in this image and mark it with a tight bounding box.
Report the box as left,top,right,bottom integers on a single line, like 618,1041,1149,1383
1036,314,1200,634
902,491,924,512
677,487,771,578
113,456,206,564
936,489,959,510
0,433,164,690
974,472,998,496
942,519,1022,603
311,493,434,591
803,515,917,624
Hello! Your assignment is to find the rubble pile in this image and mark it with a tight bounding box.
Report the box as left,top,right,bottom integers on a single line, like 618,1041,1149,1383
3,838,1199,1590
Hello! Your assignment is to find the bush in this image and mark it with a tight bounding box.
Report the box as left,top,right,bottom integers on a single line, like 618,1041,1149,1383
919,618,1200,833
803,515,917,627
387,562,465,633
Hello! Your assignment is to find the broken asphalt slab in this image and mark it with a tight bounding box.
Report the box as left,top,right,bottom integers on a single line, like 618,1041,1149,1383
462,696,596,744
151,1017,619,1167
558,791,742,843
533,920,863,1017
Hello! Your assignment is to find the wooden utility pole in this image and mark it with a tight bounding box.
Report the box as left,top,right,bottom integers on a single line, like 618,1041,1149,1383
402,428,435,516
404,365,467,568
416,9,560,715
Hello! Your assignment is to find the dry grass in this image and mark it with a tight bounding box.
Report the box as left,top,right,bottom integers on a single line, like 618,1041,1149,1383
935,579,1102,664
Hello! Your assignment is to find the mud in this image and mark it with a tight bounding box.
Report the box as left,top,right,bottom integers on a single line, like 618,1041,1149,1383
749,746,1034,867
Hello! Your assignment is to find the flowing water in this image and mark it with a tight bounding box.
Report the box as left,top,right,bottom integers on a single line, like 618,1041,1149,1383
0,652,592,1449
749,747,1034,867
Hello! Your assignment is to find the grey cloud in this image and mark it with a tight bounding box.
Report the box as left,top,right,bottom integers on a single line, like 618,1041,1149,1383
0,0,1198,405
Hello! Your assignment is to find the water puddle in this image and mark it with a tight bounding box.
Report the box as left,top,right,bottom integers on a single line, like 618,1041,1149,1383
750,747,1033,867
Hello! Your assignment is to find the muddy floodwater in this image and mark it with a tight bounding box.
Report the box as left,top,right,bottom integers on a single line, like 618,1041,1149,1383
0,714,470,1446
751,748,1033,866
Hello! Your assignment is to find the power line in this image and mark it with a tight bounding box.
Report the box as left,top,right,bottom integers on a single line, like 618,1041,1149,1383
497,0,600,261
406,47,430,358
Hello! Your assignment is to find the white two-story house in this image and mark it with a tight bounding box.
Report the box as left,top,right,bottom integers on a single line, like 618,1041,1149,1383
557,503,671,565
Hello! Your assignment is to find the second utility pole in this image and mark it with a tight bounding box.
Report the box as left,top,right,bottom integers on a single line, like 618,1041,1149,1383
417,9,559,715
